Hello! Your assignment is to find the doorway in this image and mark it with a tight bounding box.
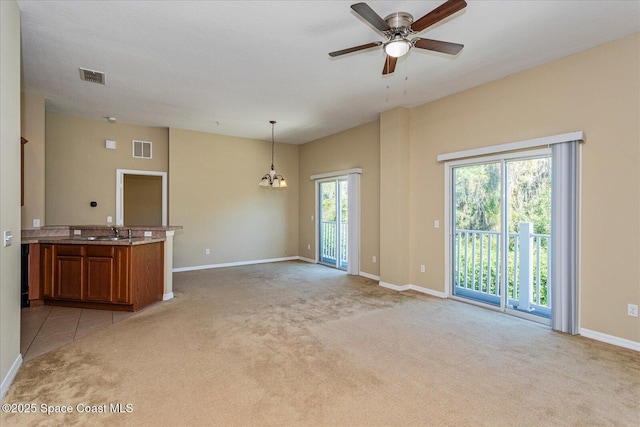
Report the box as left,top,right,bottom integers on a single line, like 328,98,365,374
124,175,163,226
116,169,167,226
318,178,348,269
449,150,552,322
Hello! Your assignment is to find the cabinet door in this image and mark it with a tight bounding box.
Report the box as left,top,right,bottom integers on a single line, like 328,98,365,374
85,257,114,302
84,246,115,302
55,245,84,300
28,243,42,301
41,244,56,298
113,246,131,304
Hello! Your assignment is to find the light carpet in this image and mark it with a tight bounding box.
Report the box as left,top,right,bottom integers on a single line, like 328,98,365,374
1,261,639,426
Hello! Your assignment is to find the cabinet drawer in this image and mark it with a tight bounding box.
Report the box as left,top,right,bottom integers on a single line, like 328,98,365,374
87,245,114,257
57,245,84,256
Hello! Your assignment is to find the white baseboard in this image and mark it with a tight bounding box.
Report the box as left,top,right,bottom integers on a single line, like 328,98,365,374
162,292,174,301
298,256,316,264
409,284,447,299
580,328,640,351
379,281,447,299
1,353,22,401
359,271,380,281
173,256,299,272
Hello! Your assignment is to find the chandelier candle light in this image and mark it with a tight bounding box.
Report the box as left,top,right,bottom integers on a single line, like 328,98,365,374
259,120,287,188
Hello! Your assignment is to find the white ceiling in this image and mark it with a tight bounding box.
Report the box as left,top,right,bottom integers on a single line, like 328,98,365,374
17,1,640,144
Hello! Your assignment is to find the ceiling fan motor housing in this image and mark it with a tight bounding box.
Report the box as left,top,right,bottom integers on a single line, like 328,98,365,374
384,12,414,32
383,12,415,57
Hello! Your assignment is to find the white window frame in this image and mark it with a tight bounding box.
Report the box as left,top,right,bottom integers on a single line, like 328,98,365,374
439,131,583,326
311,168,362,275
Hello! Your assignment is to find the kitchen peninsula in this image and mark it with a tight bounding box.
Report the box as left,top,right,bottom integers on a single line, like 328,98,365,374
22,225,181,311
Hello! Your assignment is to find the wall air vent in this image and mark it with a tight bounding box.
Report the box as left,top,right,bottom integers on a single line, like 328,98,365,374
132,140,152,159
79,68,105,84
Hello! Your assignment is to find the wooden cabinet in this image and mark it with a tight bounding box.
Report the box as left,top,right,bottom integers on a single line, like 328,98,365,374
41,243,56,298
41,242,161,311
56,245,84,300
85,245,115,302
113,246,131,304
27,243,42,303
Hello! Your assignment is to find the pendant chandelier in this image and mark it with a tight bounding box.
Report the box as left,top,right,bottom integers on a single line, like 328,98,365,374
259,120,287,188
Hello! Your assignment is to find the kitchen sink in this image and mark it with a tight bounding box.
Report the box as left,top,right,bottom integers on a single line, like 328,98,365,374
74,236,130,241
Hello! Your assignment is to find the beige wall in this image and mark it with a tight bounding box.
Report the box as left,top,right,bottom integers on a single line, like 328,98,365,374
394,33,639,342
17,29,638,349
124,175,163,226
169,128,299,269
380,108,410,285
45,113,168,225
0,0,22,397
21,92,45,229
298,120,380,276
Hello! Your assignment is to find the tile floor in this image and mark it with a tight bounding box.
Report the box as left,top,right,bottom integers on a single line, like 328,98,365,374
21,305,135,361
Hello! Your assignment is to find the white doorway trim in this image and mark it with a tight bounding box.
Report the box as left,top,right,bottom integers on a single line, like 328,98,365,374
116,169,168,226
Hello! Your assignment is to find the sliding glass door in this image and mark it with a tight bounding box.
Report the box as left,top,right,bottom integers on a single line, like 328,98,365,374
451,150,551,320
319,179,348,269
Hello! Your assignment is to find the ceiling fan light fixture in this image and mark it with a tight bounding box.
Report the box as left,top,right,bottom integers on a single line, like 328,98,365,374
384,37,411,58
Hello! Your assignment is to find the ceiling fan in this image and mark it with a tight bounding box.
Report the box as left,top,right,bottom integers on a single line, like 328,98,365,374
329,0,467,75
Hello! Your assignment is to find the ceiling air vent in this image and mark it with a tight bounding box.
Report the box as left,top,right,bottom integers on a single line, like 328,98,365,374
132,140,152,159
79,68,105,84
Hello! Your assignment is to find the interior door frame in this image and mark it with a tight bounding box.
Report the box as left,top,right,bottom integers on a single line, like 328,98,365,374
444,149,552,325
116,169,167,226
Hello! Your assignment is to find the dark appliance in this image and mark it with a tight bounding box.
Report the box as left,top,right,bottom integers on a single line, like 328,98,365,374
21,243,30,308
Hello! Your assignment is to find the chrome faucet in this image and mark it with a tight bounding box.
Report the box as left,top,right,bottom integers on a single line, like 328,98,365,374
111,227,119,238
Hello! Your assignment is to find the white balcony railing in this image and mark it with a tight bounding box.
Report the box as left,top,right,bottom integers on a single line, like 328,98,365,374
320,221,348,268
453,222,550,316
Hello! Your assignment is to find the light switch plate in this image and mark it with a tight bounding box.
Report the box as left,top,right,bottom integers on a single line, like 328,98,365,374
33,219,40,227
3,230,12,247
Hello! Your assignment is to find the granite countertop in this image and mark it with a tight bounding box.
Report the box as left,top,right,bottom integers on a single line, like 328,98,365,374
33,236,165,246
22,225,182,246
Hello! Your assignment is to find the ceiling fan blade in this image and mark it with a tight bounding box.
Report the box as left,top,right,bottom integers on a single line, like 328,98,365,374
329,41,382,57
411,0,467,33
382,56,397,75
413,38,464,55
351,2,391,33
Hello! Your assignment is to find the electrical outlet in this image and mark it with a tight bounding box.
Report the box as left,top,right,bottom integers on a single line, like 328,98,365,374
74,229,81,235
420,264,426,273
205,248,210,255
434,220,440,228
372,256,376,263
307,244,311,250
144,231,152,237
107,216,113,223
628,304,638,317
33,219,40,227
